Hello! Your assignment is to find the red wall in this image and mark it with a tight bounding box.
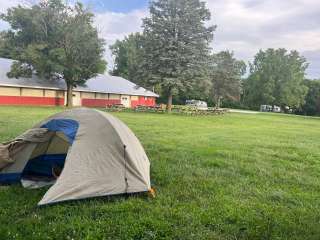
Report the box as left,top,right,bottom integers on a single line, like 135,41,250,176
81,99,121,107
130,97,156,108
0,95,156,108
138,96,156,106
0,96,64,106
83,97,156,108
131,100,139,108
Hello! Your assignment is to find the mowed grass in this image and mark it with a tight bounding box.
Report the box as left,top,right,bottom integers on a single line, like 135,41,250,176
0,106,320,240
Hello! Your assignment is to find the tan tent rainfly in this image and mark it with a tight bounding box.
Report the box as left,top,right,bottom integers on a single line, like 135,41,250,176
0,108,151,205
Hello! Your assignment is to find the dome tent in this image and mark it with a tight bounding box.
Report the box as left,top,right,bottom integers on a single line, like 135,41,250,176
0,108,151,205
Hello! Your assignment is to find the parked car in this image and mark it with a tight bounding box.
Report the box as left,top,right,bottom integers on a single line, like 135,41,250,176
186,100,208,110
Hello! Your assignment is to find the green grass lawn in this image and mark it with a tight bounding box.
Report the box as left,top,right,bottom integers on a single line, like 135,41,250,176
0,106,320,240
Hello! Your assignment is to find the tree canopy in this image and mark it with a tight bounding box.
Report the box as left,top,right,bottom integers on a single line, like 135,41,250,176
110,33,145,86
299,79,320,116
243,49,308,109
208,51,246,108
0,0,106,106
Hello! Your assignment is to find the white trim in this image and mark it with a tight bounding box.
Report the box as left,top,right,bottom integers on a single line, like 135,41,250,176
0,84,159,97
0,83,63,91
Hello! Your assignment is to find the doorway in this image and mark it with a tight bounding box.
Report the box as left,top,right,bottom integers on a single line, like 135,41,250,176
121,95,131,108
72,92,81,106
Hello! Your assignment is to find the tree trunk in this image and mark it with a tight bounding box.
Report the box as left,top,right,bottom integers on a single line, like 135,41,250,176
216,96,222,109
166,90,173,113
66,83,73,107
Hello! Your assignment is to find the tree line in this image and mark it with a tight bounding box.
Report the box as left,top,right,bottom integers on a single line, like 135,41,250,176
0,0,318,115
110,0,319,115
110,0,247,111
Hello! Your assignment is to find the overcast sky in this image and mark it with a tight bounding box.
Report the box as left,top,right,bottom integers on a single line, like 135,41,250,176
0,0,319,78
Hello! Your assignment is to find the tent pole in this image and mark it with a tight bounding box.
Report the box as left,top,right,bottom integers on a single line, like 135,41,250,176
123,145,128,194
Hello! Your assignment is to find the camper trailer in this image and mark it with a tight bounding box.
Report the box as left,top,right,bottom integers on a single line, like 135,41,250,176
186,100,208,110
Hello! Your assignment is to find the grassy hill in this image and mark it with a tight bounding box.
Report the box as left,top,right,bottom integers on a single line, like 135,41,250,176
0,106,319,240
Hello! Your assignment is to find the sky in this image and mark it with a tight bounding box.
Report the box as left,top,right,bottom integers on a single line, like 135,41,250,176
0,0,319,79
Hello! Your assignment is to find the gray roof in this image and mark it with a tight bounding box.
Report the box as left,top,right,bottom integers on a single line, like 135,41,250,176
0,58,158,97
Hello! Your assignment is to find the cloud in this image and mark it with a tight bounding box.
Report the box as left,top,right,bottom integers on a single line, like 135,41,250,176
94,8,147,44
94,9,148,69
0,0,36,12
206,0,320,78
93,0,319,77
303,50,320,78
0,0,319,78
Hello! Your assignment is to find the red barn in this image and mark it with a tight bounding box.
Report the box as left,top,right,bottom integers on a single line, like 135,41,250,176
0,58,158,108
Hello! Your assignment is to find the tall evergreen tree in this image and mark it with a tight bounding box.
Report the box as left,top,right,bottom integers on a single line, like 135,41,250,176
0,0,106,107
208,51,246,108
142,0,215,112
243,49,308,109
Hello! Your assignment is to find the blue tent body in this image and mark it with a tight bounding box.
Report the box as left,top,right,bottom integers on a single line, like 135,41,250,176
42,119,79,144
0,119,79,183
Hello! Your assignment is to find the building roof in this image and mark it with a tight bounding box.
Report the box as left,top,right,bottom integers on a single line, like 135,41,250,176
0,58,158,97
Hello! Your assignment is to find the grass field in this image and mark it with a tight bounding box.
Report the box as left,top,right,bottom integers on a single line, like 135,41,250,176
0,106,320,240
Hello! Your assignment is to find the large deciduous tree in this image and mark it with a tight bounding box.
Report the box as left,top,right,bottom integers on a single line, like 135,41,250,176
142,0,215,112
110,33,146,86
208,51,246,108
0,0,106,107
243,48,308,109
299,79,320,116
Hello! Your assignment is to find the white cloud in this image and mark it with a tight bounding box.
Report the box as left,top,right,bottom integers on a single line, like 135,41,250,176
206,0,320,78
93,0,320,77
0,0,319,78
94,9,148,69
95,9,147,44
0,0,36,12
